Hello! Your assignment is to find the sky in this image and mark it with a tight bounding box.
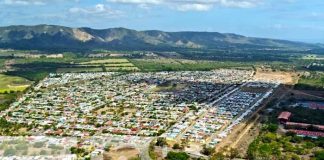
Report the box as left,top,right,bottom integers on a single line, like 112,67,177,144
0,0,324,43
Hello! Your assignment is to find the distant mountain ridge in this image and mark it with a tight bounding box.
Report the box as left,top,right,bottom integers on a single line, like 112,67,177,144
0,24,321,52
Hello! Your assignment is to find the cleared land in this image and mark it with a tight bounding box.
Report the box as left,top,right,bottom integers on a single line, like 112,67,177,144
104,147,140,160
254,69,298,85
0,74,32,93
80,58,129,64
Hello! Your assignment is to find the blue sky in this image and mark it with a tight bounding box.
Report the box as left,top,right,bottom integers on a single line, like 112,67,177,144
0,0,323,43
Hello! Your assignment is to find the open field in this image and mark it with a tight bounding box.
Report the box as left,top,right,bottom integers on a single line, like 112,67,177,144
301,54,324,60
56,67,103,73
80,58,130,64
0,59,5,69
104,147,140,160
105,63,135,67
0,93,19,111
295,72,324,90
0,74,32,93
254,69,298,85
105,67,140,71
131,58,253,71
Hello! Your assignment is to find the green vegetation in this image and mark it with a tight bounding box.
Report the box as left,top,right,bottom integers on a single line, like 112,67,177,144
315,150,324,160
6,70,52,82
247,123,324,160
0,92,18,111
0,118,26,136
268,106,324,125
201,145,215,156
70,147,90,158
0,59,5,69
285,107,324,125
296,72,324,90
149,140,158,160
131,59,253,72
166,151,189,160
80,58,130,64
155,137,167,147
0,74,32,93
104,67,139,72
105,63,134,67
56,67,103,73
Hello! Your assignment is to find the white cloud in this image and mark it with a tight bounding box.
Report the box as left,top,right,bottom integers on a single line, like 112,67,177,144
69,4,123,18
107,0,262,11
2,0,46,5
108,0,161,5
176,4,213,11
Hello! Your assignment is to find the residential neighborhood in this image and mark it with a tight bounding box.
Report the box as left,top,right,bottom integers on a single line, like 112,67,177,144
0,69,284,159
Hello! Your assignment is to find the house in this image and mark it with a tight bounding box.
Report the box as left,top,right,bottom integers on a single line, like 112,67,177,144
278,111,292,124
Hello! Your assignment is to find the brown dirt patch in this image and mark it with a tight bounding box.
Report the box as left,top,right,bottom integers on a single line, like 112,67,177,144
254,69,298,85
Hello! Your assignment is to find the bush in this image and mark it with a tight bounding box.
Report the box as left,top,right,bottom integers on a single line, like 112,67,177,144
156,137,167,147
33,142,45,148
201,145,215,156
166,151,189,160
267,124,278,133
3,147,16,156
314,150,324,160
172,143,182,150
40,150,47,155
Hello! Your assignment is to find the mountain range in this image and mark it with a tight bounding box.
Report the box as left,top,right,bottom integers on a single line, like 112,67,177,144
0,24,322,52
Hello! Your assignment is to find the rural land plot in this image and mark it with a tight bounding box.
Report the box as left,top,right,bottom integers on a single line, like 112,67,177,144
0,74,32,93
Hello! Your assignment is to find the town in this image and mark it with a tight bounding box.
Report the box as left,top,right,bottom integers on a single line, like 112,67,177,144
0,69,282,159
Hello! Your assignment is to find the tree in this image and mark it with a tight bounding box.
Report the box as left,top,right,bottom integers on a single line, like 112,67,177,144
201,145,215,156
166,151,189,160
267,124,278,133
229,148,239,159
104,144,111,152
314,150,324,160
3,147,16,156
40,150,47,155
172,143,182,150
211,152,225,160
320,77,324,87
156,137,167,147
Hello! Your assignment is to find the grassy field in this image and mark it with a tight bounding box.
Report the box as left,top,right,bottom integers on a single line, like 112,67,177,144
0,93,18,111
295,73,324,90
0,74,32,93
0,59,5,70
104,63,134,67
56,67,103,73
80,58,130,64
131,58,253,71
104,67,139,71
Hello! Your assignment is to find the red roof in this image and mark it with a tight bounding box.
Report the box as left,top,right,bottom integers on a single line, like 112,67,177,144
278,111,292,120
286,122,310,127
289,129,324,137
286,122,324,131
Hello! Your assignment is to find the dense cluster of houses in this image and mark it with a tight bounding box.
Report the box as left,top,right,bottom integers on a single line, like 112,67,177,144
1,70,253,138
164,81,277,146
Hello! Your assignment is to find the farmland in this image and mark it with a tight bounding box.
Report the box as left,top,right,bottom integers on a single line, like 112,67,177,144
78,58,140,72
80,58,130,64
130,58,253,72
56,67,103,73
0,74,32,93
